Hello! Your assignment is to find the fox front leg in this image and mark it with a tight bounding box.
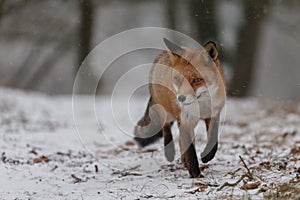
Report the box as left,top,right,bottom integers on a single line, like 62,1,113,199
201,116,220,163
163,123,175,162
179,126,200,178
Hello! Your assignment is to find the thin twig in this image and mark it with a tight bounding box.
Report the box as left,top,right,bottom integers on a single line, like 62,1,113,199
111,165,142,177
217,174,252,191
217,156,255,191
120,171,142,176
71,174,83,183
239,155,253,180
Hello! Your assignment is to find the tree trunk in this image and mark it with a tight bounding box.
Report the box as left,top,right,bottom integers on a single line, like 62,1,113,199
77,0,94,72
189,0,217,43
230,0,270,97
166,0,176,30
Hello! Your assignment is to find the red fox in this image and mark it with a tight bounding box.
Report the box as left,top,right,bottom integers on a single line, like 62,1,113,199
134,38,226,178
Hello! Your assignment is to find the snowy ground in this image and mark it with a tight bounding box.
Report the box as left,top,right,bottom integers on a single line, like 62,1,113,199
0,88,300,199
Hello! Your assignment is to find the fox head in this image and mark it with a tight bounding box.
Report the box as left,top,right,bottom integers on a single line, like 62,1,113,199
163,38,224,106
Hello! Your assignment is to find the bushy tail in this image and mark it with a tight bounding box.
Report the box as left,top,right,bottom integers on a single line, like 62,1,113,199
134,129,163,147
134,97,163,147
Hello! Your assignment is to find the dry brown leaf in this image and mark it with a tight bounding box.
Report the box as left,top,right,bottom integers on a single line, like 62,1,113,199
240,181,261,190
259,161,271,170
33,156,50,163
291,147,300,155
125,140,135,146
29,149,38,155
186,184,208,194
199,184,209,192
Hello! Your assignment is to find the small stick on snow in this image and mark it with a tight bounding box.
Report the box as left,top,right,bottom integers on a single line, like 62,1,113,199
217,174,252,191
217,156,255,191
71,174,83,183
239,156,253,180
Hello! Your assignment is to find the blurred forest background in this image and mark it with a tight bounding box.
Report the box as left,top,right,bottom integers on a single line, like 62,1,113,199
0,0,299,98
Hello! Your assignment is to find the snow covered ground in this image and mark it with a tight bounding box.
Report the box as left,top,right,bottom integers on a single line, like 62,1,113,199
0,88,300,199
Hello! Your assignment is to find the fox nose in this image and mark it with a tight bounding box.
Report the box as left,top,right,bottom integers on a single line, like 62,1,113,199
178,95,186,102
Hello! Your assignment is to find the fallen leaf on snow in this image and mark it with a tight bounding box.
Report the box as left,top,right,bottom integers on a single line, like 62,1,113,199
33,156,50,163
29,149,38,155
259,161,271,170
291,147,300,155
186,184,209,194
240,181,261,190
125,140,135,146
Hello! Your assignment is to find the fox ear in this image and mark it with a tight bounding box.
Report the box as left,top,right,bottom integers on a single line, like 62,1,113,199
163,38,184,57
204,41,218,61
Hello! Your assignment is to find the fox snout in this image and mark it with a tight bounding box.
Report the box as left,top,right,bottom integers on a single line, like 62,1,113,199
177,95,186,102
176,94,197,105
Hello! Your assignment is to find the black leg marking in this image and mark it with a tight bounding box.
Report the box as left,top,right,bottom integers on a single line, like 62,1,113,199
201,141,218,163
163,123,175,162
201,117,219,163
180,132,200,178
185,143,200,178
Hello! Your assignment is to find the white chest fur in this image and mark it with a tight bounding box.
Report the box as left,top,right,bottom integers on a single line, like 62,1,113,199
180,85,224,124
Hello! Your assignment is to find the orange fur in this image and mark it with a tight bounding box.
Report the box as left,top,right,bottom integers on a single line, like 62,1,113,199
134,39,226,178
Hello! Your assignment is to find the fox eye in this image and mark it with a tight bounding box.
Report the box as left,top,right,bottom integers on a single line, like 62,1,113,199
174,76,181,82
192,78,203,84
